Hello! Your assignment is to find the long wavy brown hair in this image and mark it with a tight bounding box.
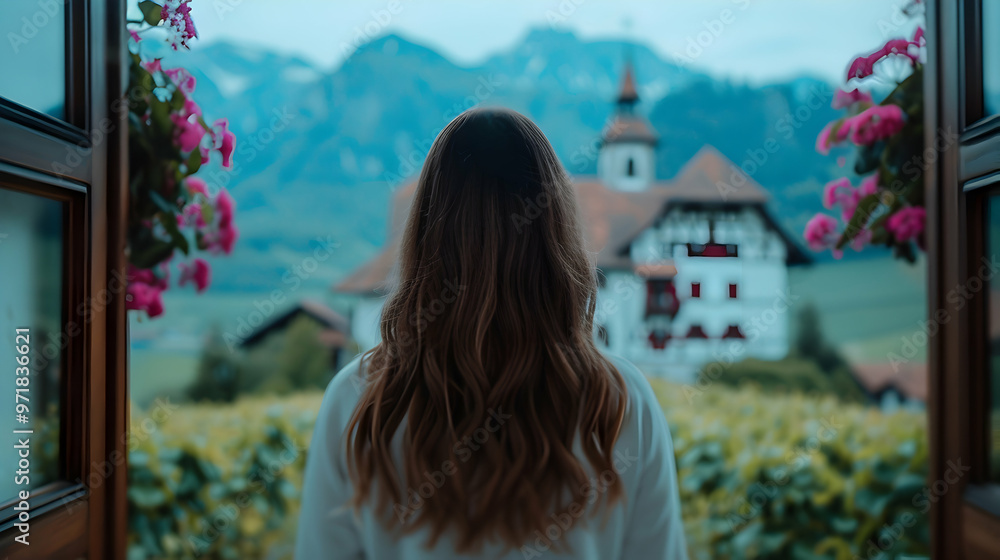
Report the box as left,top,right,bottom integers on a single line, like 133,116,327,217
346,107,628,553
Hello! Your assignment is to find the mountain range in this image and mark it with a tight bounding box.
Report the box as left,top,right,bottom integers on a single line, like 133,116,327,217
149,27,854,295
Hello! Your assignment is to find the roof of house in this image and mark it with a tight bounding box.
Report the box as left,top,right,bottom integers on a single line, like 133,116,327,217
239,299,350,347
334,145,811,296
851,362,928,402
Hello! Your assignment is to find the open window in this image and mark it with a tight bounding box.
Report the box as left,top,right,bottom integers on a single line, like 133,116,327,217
0,0,128,558
926,0,1000,556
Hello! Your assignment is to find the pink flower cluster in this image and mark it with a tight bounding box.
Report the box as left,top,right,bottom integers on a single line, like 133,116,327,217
185,177,239,255
806,175,882,257
886,206,926,242
816,104,906,154
846,28,924,81
157,66,236,168
831,88,873,110
804,214,841,256
127,263,168,318
179,258,212,292
161,0,197,50
823,174,879,222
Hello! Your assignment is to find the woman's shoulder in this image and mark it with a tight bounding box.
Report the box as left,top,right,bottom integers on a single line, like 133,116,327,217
314,354,368,434
601,353,675,466
602,353,663,416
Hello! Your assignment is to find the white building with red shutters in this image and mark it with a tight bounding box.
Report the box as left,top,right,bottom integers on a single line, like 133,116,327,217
335,64,809,380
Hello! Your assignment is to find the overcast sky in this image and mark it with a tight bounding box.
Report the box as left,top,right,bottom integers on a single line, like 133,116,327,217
184,0,921,84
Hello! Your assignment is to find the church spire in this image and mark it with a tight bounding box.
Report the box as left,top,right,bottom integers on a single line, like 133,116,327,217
617,60,640,108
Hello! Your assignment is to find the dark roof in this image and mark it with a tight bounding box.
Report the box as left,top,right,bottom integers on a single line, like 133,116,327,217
239,300,349,347
333,145,810,294
852,362,927,402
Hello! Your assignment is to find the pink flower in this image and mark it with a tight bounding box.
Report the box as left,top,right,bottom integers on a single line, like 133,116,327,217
129,29,142,43
823,177,853,209
858,174,879,197
180,202,206,227
214,189,235,228
832,88,873,110
816,119,854,155
128,263,168,291
170,113,206,153
913,27,925,46
886,206,926,242
126,282,165,317
183,98,202,117
848,104,906,146
816,123,835,155
210,119,236,169
161,0,198,50
846,36,921,81
210,223,239,254
126,264,168,318
804,213,840,252
142,59,162,74
179,258,212,293
836,176,878,223
186,176,209,197
850,228,873,251
165,67,196,95
847,56,877,80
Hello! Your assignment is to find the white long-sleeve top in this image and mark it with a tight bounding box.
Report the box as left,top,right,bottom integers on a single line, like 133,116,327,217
294,354,688,560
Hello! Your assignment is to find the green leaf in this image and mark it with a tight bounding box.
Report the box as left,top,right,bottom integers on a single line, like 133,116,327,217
130,240,174,269
160,212,190,255
186,149,202,175
138,1,162,26
201,203,214,225
170,88,186,112
836,193,880,249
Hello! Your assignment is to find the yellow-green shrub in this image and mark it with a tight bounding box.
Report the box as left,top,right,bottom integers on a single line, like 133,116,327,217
128,394,321,560
127,381,928,560
650,379,929,560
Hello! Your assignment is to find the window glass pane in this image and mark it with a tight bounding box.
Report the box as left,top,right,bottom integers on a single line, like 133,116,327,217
0,188,63,498
990,195,1000,481
985,1,1000,117
0,2,67,119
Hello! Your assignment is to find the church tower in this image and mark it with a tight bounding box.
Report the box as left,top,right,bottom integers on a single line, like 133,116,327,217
597,61,659,191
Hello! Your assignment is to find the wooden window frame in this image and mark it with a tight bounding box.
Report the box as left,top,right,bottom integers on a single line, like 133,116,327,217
0,1,128,558
927,0,1000,557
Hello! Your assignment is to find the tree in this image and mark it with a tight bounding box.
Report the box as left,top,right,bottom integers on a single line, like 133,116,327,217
187,325,242,402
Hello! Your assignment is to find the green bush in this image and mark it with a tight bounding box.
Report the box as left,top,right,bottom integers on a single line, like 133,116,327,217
186,317,334,403
128,395,316,559
651,378,929,560
128,380,928,559
698,358,869,404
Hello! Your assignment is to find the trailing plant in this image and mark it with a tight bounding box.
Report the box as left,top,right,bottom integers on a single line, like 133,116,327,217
126,0,238,318
806,3,927,263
